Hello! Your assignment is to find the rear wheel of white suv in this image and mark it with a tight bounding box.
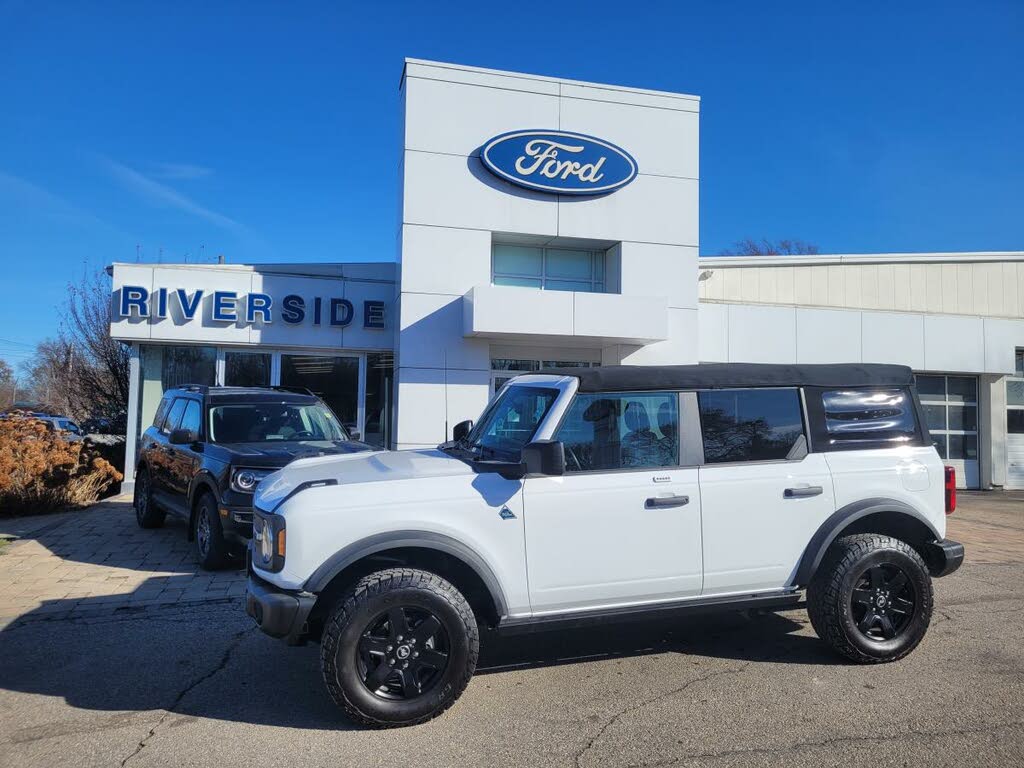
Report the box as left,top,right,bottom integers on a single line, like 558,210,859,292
807,533,933,664
320,568,479,728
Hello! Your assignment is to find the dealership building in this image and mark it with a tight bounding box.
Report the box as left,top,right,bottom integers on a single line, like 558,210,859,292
110,59,1024,492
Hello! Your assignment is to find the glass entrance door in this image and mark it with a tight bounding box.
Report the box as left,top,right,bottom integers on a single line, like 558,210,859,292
280,354,360,436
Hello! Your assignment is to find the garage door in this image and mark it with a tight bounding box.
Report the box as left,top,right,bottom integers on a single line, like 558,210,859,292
1007,361,1024,490
916,374,980,489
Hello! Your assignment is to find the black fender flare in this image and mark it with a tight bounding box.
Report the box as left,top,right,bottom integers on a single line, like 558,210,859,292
794,498,941,586
304,530,509,619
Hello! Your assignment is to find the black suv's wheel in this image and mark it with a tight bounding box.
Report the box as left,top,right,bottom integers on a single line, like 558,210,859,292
321,568,479,728
192,492,228,570
807,533,933,664
134,467,165,529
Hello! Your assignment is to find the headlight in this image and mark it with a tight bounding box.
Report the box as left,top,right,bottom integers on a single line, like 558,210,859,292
231,468,272,493
252,511,285,572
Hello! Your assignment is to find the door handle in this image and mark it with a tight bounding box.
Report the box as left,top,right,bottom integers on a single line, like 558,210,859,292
645,494,690,509
784,486,823,499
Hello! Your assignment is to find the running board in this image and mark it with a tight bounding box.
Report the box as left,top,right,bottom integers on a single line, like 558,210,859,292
497,592,803,635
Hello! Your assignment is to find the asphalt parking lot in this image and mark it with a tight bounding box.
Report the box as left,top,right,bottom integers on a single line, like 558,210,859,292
0,493,1021,768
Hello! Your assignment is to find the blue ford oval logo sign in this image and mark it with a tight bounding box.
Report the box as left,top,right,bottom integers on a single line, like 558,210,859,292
481,130,638,195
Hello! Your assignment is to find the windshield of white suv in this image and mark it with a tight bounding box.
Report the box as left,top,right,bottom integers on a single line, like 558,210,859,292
463,385,560,460
208,403,349,443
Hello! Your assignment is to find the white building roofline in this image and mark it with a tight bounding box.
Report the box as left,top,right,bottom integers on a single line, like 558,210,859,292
401,57,701,103
698,251,1024,268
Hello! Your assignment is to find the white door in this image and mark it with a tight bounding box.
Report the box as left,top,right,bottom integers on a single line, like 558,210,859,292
524,392,703,614
695,387,836,595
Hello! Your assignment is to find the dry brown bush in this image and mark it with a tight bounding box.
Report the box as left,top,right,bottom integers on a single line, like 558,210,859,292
0,414,123,516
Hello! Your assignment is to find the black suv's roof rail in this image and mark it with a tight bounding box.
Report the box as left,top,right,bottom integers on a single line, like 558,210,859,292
168,384,317,397
268,385,316,397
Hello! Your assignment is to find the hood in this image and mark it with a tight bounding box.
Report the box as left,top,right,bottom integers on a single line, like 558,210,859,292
254,448,472,511
220,439,373,466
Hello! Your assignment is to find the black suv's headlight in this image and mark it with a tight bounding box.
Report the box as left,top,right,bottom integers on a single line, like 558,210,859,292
231,467,273,494
252,509,285,572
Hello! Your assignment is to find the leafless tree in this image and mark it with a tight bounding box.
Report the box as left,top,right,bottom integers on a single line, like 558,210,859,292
719,238,820,256
26,271,129,424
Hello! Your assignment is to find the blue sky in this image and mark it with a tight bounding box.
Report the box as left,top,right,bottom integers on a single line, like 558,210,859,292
1,1,1022,367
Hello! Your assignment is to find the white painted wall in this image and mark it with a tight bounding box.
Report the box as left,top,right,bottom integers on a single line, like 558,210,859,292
396,59,700,448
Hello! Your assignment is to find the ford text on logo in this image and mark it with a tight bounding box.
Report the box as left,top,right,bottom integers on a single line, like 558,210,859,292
480,130,638,195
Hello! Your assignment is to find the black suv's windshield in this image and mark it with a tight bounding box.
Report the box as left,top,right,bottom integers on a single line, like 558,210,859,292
463,385,559,460
208,402,348,443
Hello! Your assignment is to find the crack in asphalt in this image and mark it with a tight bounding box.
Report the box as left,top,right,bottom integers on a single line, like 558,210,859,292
573,661,754,768
624,719,1024,766
119,626,255,767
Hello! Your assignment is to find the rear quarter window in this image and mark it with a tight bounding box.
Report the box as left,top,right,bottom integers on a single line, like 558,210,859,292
810,387,922,450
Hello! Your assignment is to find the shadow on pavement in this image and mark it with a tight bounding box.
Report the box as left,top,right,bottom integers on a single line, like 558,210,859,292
0,582,833,732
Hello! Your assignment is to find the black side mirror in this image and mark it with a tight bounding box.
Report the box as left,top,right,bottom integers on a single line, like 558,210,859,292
169,428,193,445
453,419,473,442
348,430,361,441
521,440,566,476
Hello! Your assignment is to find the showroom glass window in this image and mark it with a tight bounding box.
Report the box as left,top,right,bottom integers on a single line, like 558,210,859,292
697,388,805,463
280,355,359,433
225,351,271,387
492,245,605,293
914,375,979,461
556,392,680,472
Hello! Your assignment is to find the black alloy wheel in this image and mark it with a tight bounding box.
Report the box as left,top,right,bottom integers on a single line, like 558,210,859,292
850,563,916,641
320,568,479,728
193,492,227,570
807,533,934,664
357,606,451,700
134,467,165,528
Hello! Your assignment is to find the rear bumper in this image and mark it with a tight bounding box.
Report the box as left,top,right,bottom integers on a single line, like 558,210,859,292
924,539,965,578
245,574,317,644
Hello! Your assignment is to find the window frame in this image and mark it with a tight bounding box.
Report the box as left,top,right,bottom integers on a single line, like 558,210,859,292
551,390,701,475
696,386,811,467
912,374,979,461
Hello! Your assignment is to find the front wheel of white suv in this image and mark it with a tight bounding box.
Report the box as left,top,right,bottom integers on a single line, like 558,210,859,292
807,533,934,664
320,568,479,728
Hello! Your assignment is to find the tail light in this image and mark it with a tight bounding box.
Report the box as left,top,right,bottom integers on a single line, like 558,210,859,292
944,466,956,515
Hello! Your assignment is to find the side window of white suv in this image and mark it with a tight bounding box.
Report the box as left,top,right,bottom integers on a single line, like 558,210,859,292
556,392,679,472
697,387,805,463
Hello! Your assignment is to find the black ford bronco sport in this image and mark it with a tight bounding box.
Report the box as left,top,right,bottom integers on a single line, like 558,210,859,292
134,385,373,569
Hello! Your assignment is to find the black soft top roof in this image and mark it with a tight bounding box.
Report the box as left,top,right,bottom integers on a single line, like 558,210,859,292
540,363,914,393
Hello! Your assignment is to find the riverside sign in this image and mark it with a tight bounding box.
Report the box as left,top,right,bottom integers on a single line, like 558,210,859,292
116,285,387,330
480,130,638,195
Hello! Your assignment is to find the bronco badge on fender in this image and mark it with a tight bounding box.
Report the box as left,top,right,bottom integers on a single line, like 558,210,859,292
480,130,638,195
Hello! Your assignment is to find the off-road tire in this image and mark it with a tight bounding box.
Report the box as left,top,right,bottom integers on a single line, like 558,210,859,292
320,568,479,728
133,466,166,528
808,533,933,664
192,492,228,570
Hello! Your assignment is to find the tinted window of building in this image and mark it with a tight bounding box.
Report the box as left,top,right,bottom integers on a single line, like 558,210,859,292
161,346,216,390
364,352,394,448
698,388,804,463
821,389,918,447
492,244,606,293
280,355,359,432
225,351,271,387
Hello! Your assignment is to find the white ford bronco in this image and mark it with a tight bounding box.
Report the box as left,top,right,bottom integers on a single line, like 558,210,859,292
246,363,964,728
